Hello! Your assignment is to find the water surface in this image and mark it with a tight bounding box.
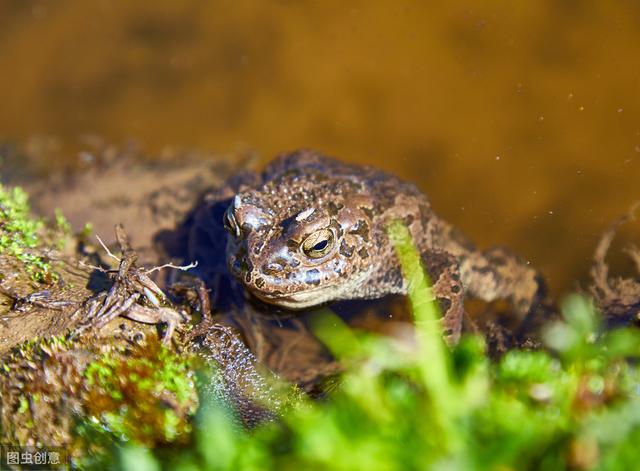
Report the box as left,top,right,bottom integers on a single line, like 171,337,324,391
1,1,638,295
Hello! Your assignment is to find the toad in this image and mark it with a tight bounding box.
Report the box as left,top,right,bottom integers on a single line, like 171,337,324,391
190,149,544,344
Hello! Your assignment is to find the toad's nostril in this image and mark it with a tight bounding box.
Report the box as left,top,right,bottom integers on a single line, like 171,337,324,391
262,262,284,275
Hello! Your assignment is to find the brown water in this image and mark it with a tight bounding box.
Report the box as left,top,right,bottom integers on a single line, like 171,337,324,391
1,1,639,296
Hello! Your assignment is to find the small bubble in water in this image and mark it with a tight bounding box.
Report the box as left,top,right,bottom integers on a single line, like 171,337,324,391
548,210,554,215
495,155,501,161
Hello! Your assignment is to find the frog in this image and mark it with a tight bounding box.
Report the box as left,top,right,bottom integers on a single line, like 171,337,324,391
188,149,545,344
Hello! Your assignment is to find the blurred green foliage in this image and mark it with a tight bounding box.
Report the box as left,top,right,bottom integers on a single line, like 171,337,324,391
81,221,640,470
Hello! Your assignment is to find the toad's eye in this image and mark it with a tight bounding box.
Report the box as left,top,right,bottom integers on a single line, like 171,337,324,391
223,207,241,237
301,229,334,259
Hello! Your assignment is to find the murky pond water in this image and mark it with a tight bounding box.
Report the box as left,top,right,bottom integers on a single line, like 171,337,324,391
0,1,639,296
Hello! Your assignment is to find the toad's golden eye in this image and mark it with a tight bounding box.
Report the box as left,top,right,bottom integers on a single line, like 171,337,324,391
301,229,335,259
223,207,240,237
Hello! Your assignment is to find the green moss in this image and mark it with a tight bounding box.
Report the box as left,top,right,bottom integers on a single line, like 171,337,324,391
54,208,71,234
79,221,93,239
17,396,29,414
82,341,198,447
53,208,72,250
0,184,55,282
0,334,74,402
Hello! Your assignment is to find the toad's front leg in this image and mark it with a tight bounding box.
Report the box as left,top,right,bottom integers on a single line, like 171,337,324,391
420,250,465,345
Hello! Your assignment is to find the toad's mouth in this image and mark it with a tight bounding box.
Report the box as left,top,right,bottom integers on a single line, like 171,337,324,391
247,284,340,310
246,266,374,310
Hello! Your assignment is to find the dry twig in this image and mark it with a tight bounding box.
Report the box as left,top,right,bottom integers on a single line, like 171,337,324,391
73,224,196,343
